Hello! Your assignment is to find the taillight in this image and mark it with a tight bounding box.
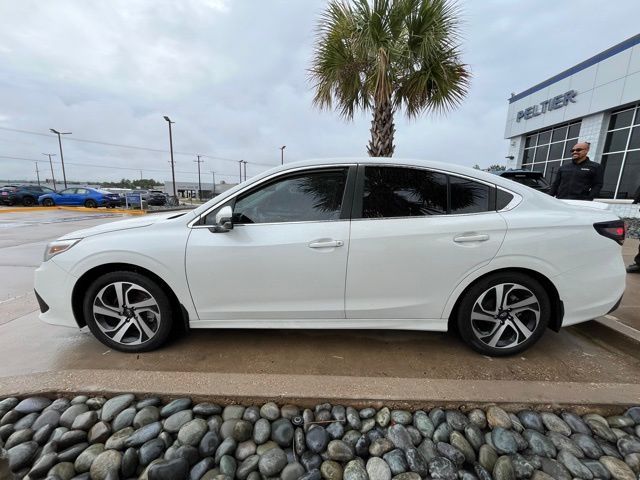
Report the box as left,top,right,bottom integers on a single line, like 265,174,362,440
594,220,626,245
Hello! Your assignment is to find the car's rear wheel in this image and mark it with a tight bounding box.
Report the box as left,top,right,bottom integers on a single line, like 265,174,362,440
456,272,550,356
84,199,97,208
83,271,173,352
22,196,36,207
43,198,55,207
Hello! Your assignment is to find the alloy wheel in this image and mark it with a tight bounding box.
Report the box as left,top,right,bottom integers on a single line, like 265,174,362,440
470,282,540,350
92,281,161,346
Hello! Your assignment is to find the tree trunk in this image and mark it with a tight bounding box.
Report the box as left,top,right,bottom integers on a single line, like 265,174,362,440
367,98,395,157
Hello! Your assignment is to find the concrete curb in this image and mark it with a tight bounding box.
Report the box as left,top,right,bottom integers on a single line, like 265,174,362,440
1,369,638,414
595,315,640,343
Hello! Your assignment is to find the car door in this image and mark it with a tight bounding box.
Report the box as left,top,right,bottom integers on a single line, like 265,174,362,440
185,165,356,321
345,165,507,320
56,188,76,205
75,188,90,205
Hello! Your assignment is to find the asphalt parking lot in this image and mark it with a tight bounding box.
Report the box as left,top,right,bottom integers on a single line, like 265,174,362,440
1,208,639,408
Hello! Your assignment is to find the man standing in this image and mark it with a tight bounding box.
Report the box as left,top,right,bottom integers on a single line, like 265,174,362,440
549,142,604,200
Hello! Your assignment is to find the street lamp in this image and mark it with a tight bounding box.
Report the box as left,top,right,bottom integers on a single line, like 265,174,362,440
50,129,71,188
238,160,243,183
194,155,204,200
241,160,247,182
41,153,57,190
280,145,286,165
35,162,41,186
163,116,177,199
211,171,216,198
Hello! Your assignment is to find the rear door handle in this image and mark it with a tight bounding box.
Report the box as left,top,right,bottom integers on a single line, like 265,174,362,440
454,234,489,243
308,240,344,248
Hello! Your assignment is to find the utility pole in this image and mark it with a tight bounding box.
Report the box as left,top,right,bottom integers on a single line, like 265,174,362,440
140,170,143,181
211,171,216,198
280,145,286,165
241,160,247,182
194,155,204,200
163,116,177,198
238,160,243,183
35,162,41,186
50,129,71,188
42,153,57,190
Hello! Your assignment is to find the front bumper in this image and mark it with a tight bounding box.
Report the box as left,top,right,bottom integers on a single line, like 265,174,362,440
34,259,79,328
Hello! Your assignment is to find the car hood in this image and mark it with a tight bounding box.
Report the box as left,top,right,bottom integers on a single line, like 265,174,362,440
58,211,189,239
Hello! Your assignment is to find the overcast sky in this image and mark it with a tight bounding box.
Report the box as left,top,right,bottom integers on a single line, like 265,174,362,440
0,0,639,185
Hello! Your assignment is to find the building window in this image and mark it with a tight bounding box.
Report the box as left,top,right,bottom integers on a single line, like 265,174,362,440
600,103,640,199
521,121,581,184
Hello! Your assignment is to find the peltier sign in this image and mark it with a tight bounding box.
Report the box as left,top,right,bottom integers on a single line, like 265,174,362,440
516,90,578,122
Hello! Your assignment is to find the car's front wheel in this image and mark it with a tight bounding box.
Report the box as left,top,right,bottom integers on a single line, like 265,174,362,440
83,271,174,352
456,272,550,356
42,198,55,207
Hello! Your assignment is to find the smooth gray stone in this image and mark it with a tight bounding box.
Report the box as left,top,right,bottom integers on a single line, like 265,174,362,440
320,460,343,480
242,406,260,423
599,455,636,480
492,455,515,480
522,430,556,458
446,411,469,431
491,428,517,455
48,461,76,480
306,425,329,453
134,406,160,429
15,397,52,414
301,450,322,472
219,454,237,478
271,418,294,447
344,430,363,448
326,420,344,440
406,448,429,476
327,439,354,461
86,396,106,410
464,424,484,452
60,405,90,429
434,422,452,444
190,457,215,480
360,408,376,419
281,404,300,420
626,452,640,474
164,410,193,433
175,445,200,466
294,427,306,456
124,421,162,447
28,452,58,478
436,442,465,467
361,418,376,433
417,438,438,463
561,412,591,435
58,442,89,462
235,440,257,461
104,426,133,450
214,437,237,464
539,457,571,480
220,419,240,439
341,460,366,480
193,403,221,417
383,449,409,475
428,456,457,480
0,424,13,441
33,409,61,431
413,411,435,439
222,405,245,421
391,410,413,426
1,409,21,426
5,428,33,449
546,431,583,458
618,435,640,455
136,397,161,409
256,440,278,456
557,449,593,479
282,461,306,480
160,398,192,418
89,449,122,480
346,407,362,430
14,412,39,430
450,431,476,463
430,409,446,427
354,433,370,457
58,430,87,450
199,431,221,457
260,402,280,421
300,468,322,480
486,407,512,430
50,426,68,442
474,463,492,480
517,411,544,433
232,420,253,443
468,409,487,430
0,398,19,411
596,437,623,459
112,407,136,432
571,432,603,459
478,444,498,471
376,407,391,428
71,411,98,431
121,447,138,477
101,394,134,422
509,414,524,433
70,395,89,405
607,415,635,428
510,453,535,479
148,457,189,480
586,419,618,443
387,424,413,451
74,443,105,473
259,447,287,476
34,424,55,445
252,418,270,445
139,438,166,467
582,459,611,480
370,438,394,457
88,421,111,444
624,406,640,423
540,412,571,436
179,418,208,446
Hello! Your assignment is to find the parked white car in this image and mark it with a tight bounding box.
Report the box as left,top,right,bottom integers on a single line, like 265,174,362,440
34,158,627,355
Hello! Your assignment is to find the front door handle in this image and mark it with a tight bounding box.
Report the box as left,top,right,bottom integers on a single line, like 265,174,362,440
454,234,490,243
308,240,344,248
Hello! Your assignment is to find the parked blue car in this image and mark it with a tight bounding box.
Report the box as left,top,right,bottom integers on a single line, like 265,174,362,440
38,187,122,208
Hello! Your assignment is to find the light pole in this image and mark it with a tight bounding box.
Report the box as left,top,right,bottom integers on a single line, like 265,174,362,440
194,155,204,200
280,145,286,165
35,162,41,186
241,160,247,182
238,160,243,183
50,129,71,188
211,171,216,198
163,116,177,199
42,153,57,190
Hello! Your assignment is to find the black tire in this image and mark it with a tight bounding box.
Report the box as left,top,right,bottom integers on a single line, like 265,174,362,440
83,271,174,352
456,272,550,356
22,196,36,207
84,199,98,208
43,198,55,207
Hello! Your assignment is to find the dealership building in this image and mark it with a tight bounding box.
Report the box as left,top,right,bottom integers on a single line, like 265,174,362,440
505,33,640,210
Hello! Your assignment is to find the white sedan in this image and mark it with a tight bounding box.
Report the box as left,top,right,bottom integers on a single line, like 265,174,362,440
34,158,626,356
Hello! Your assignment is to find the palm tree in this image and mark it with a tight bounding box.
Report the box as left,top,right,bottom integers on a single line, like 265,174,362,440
310,0,470,157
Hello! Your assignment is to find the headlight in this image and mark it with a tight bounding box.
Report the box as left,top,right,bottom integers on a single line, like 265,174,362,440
44,239,81,262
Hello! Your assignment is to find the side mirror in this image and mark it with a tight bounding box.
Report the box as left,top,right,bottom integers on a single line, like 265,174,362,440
210,205,234,233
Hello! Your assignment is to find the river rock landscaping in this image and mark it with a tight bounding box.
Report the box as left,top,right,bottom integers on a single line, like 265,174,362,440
1,396,639,480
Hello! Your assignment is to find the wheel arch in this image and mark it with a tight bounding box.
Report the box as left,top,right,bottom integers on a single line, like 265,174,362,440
447,267,564,333
71,262,190,332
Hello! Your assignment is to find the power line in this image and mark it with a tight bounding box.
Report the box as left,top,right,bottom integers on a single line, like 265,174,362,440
0,126,278,168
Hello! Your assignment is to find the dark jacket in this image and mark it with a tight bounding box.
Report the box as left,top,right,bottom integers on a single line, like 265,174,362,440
549,157,604,200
